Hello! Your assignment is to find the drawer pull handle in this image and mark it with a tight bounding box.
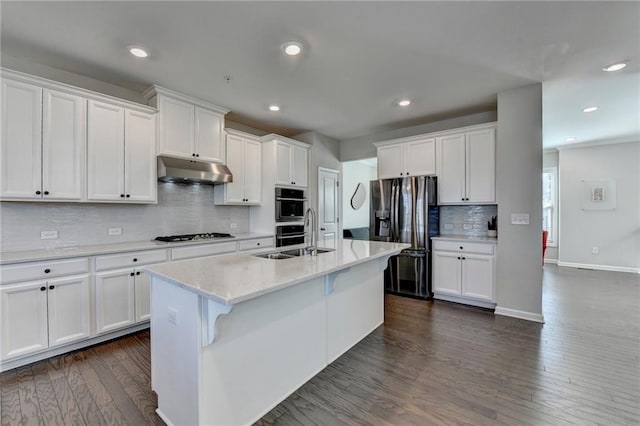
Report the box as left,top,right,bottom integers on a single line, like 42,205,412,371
49,285,55,290
44,268,51,274
40,286,46,291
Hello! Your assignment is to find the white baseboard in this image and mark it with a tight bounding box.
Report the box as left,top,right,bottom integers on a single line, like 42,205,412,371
156,409,175,426
557,261,640,274
543,258,558,265
433,293,496,309
494,306,545,323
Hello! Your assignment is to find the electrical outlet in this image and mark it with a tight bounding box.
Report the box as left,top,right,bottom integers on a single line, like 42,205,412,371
463,223,473,230
108,228,122,236
511,214,530,225
230,223,238,229
40,230,58,240
592,247,599,254
444,223,453,230
168,307,178,325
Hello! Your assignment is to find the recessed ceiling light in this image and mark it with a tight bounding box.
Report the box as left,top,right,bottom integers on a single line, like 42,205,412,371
129,46,149,58
565,137,577,143
603,62,628,72
397,99,411,107
269,105,280,112
282,42,302,56
583,106,598,113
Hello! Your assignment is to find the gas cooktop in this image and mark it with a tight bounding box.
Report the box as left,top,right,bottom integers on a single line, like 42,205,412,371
154,233,235,243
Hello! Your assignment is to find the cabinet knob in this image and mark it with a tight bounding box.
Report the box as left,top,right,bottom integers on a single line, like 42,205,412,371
136,271,141,276
126,194,130,198
196,154,200,157
44,268,51,274
44,191,49,195
49,285,55,290
406,172,410,175
257,243,261,246
192,153,196,157
457,257,461,260
40,286,46,292
461,198,464,201
462,257,466,260
35,190,41,195
133,258,138,262
400,173,403,176
121,194,125,198
465,198,469,201
321,227,326,231
459,246,463,250
130,272,135,277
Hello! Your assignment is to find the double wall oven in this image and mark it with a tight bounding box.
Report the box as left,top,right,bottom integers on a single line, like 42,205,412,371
275,188,307,247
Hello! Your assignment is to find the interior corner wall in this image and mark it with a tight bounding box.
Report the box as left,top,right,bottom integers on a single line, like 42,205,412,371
496,83,543,320
543,150,559,261
558,142,640,271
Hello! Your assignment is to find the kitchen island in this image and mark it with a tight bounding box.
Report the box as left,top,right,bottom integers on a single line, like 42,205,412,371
144,239,407,426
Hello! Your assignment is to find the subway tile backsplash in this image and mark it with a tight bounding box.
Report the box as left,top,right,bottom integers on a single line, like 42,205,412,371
0,183,250,252
439,205,498,237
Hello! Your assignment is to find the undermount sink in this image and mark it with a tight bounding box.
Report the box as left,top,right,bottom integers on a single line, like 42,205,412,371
254,247,335,260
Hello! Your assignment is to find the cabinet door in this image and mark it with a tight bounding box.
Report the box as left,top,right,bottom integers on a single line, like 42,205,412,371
195,107,224,162
134,269,151,322
465,128,496,203
0,79,42,200
243,139,262,204
42,89,85,201
432,251,461,296
405,138,435,176
0,280,48,360
377,144,403,179
94,269,135,334
158,96,194,158
47,275,90,347
275,141,293,186
292,145,308,188
224,134,246,203
436,133,466,204
125,109,157,202
87,100,125,201
461,254,494,301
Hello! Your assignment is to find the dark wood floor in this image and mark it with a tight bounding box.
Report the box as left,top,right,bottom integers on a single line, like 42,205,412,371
2,265,639,425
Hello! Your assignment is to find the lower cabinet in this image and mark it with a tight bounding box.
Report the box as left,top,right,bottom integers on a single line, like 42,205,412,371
432,239,495,306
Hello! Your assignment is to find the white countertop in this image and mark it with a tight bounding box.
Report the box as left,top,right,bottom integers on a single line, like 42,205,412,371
145,240,409,305
0,233,273,265
432,235,497,244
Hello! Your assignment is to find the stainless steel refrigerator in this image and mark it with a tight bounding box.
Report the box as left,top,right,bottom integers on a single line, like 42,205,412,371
370,176,439,299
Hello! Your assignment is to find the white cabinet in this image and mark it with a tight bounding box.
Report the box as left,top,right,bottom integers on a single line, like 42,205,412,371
1,80,85,201
375,137,435,179
436,126,495,204
144,86,228,163
214,130,262,205
432,239,495,306
274,141,308,188
87,100,156,202
46,275,91,347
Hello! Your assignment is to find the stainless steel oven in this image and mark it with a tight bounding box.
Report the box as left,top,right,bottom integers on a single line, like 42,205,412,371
276,224,307,247
275,188,306,222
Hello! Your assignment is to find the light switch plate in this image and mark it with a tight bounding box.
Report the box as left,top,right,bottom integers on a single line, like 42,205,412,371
443,223,453,230
41,230,58,240
168,307,178,325
463,223,473,230
511,214,530,225
230,223,238,229
108,228,122,236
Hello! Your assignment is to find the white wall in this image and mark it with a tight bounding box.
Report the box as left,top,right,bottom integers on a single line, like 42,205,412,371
496,83,543,322
558,142,640,272
543,150,559,261
342,160,377,229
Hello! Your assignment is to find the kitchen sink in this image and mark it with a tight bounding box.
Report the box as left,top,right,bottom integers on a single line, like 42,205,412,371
254,252,295,260
253,247,335,260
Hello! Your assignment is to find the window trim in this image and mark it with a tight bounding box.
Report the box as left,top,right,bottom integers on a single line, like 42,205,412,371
542,166,558,248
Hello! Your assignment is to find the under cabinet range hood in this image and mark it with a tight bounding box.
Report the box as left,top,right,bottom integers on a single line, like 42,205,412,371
157,155,233,185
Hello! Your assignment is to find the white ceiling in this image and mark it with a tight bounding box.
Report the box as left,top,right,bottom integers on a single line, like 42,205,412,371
1,1,638,148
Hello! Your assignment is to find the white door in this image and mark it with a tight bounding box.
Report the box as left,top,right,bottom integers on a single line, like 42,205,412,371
461,254,494,301
224,134,246,203
405,138,435,176
292,145,308,188
87,100,125,201
47,275,90,347
158,96,194,158
42,89,85,201
318,168,340,249
275,141,292,186
436,133,466,203
377,144,403,179
134,269,151,322
124,109,156,202
0,79,42,200
466,128,496,203
243,138,262,204
432,251,461,296
94,269,136,334
195,107,224,162
0,280,49,360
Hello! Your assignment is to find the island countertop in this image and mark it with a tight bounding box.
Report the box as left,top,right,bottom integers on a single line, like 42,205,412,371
144,239,408,305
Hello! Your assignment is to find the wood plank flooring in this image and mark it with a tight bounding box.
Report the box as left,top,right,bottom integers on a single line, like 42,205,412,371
2,265,639,425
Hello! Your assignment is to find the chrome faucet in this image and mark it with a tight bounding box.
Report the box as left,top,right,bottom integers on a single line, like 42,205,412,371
304,207,317,255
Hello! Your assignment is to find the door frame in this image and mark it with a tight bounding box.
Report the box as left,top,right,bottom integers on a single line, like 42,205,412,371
317,167,341,245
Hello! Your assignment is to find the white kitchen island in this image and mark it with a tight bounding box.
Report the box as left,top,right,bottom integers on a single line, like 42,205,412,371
144,239,407,426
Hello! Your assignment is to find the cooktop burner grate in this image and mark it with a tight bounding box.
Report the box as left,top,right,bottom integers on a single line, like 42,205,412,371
154,233,235,243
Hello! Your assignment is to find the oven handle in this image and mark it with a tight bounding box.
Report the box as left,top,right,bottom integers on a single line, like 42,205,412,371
276,197,308,201
276,234,308,240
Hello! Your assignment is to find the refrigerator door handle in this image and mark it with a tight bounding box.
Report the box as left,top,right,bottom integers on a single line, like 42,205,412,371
392,182,400,241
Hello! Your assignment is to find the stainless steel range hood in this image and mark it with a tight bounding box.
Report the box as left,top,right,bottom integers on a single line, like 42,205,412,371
157,155,233,185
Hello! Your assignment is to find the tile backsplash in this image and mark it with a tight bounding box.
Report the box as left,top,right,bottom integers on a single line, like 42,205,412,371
439,205,498,237
0,183,250,252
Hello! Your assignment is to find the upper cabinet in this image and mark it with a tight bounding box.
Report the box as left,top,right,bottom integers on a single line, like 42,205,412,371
436,125,496,204
143,86,229,163
272,139,309,188
375,137,435,179
214,129,262,205
1,79,85,201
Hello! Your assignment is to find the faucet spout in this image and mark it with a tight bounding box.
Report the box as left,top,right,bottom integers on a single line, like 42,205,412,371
304,207,317,255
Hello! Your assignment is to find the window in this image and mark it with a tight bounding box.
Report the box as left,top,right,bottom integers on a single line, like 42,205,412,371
542,167,558,246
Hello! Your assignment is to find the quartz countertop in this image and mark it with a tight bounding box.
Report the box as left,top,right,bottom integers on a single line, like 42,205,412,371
432,235,497,244
144,240,409,305
0,233,273,265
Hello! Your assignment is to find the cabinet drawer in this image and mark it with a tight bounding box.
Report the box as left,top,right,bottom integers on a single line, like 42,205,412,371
171,242,237,261
432,240,494,255
238,238,274,252
1,258,89,284
95,249,168,271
